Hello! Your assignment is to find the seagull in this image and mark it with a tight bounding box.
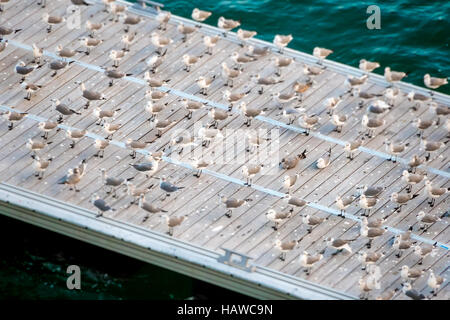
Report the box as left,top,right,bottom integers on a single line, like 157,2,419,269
279,150,307,169
273,34,292,53
71,0,91,5
331,114,347,133
424,179,448,207
92,139,108,158
271,91,298,109
198,126,223,147
344,139,363,160
15,61,37,83
303,64,325,76
78,37,102,55
325,237,354,255
359,194,378,217
324,96,342,115
91,194,115,218
130,158,161,178
383,87,400,106
0,40,8,53
384,67,407,84
57,167,82,191
104,68,132,87
42,13,64,33
195,75,215,95
359,59,380,73
270,56,293,76
100,168,129,198
313,47,333,64
221,62,241,87
345,75,368,96
219,194,251,218
93,107,120,126
421,138,445,162
401,282,425,300
283,172,300,193
316,147,331,169
357,185,384,198
361,114,385,138
407,91,431,110
249,74,284,94
66,129,86,148
413,244,437,265
217,16,240,35
121,32,137,52
153,118,176,138
335,195,354,217
203,35,219,55
21,82,42,101
165,215,186,236
145,88,168,102
180,98,204,119
384,140,408,162
241,163,263,186
393,234,414,258
103,122,121,140
120,14,141,33
56,45,82,60
189,157,211,178
38,121,58,140
182,54,201,72
49,60,74,77
280,107,305,125
146,54,165,73
1,110,28,130
357,251,383,271
223,89,250,111
75,81,106,109
284,195,307,213
208,108,228,129
109,3,126,22
109,49,126,68
361,216,386,228
427,270,445,296
413,118,433,137
51,99,80,123
358,91,383,108
400,265,424,283
31,43,43,64
125,139,150,159
239,102,263,127
299,251,323,275
230,51,255,70
266,209,291,230
292,80,313,100
416,211,441,232
298,114,320,135
31,154,52,180
407,154,425,173
192,8,212,23
139,194,167,221
430,103,450,125
275,239,298,261
237,28,257,46
0,25,21,40
159,177,184,198
360,224,387,248
402,170,425,193
86,20,103,38
177,22,197,42
302,214,326,233
424,74,448,94
150,32,173,55
156,10,171,30
145,101,166,121
376,289,399,300
390,192,418,212
126,182,153,204
359,274,380,300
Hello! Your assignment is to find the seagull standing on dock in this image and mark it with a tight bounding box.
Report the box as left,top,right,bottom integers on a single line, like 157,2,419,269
384,140,408,162
393,234,414,258
275,239,298,261
126,182,153,204
15,61,37,83
241,163,263,186
86,20,103,38
66,129,87,148
359,59,380,73
357,251,383,271
221,62,241,87
56,44,81,61
427,270,445,296
413,244,437,265
270,56,293,77
384,67,407,84
182,54,200,72
239,102,263,127
316,147,331,169
273,34,292,53
93,107,120,126
1,110,27,130
325,237,354,255
42,13,65,33
219,194,251,218
284,195,307,213
104,68,132,87
177,22,197,42
415,211,441,232
298,114,320,135
31,154,52,180
279,150,307,170
424,74,448,94
192,8,212,23
299,251,323,275
78,37,102,55
359,194,378,217
120,14,141,33
283,172,299,193
21,82,42,101
156,10,171,30
344,139,363,160
402,170,425,193
237,29,257,46
51,99,80,123
313,47,333,64
223,89,250,111
335,195,354,217
413,118,433,137
93,139,109,158
217,16,240,36
266,209,291,231
361,114,385,138
38,121,58,140
109,49,126,68
203,35,219,55
400,265,424,283
91,194,115,218
196,75,215,95
121,32,136,52
165,215,187,236
424,179,448,207
0,25,21,40
139,194,167,221
31,43,43,64
159,177,184,198
57,167,83,192
250,74,284,94
302,214,326,233
401,282,425,300
75,81,107,109
324,96,342,116
345,75,368,96
103,122,121,140
331,114,347,133
100,168,129,198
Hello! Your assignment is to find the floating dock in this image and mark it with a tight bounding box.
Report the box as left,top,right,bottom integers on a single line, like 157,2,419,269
0,0,448,300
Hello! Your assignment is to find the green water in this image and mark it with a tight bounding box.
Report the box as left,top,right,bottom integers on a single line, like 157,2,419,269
1,0,449,300
145,0,450,94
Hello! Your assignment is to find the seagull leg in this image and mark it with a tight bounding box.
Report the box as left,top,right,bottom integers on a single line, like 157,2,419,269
225,210,232,218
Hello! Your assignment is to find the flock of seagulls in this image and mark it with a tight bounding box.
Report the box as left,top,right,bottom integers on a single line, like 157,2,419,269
0,0,448,300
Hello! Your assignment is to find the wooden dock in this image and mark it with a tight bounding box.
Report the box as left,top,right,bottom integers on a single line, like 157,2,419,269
0,0,448,300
